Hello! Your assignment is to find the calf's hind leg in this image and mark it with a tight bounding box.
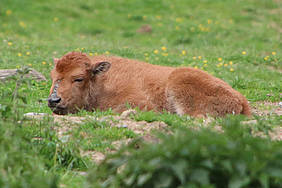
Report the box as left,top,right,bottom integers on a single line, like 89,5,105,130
166,68,245,117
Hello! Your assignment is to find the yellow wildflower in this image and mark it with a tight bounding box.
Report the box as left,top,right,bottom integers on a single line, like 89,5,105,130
230,68,234,72
18,53,22,57
162,53,168,57
175,26,180,30
42,61,46,65
144,53,149,56
182,50,186,55
6,10,12,16
217,63,223,67
176,17,182,23
242,51,247,55
8,42,13,46
54,17,59,22
224,64,228,67
264,56,269,61
218,57,222,61
192,56,196,60
194,66,198,69
145,57,149,61
207,19,212,24
203,60,208,63
81,48,85,50
19,21,26,28
161,46,167,51
26,52,30,56
198,56,202,60
229,61,233,65
143,15,147,20
16,65,20,69
272,52,276,55
154,50,159,54
94,52,98,56
28,63,32,66
105,51,110,55
156,15,161,20
89,52,93,56
203,64,208,67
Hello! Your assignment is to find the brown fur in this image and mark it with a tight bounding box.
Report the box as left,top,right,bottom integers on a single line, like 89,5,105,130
49,52,251,117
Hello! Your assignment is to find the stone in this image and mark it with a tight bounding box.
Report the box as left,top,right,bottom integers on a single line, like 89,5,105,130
0,69,47,81
120,109,137,119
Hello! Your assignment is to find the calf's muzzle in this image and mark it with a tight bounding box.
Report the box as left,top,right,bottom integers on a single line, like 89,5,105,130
48,82,61,107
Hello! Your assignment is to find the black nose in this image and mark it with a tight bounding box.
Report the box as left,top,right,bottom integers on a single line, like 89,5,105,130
48,96,61,106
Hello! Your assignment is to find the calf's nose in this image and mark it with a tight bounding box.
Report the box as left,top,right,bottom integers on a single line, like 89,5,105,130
48,96,61,106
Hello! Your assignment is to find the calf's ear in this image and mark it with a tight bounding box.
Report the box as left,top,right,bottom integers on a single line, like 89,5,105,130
93,62,111,75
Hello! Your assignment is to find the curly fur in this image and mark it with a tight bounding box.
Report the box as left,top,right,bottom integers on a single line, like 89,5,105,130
49,52,251,117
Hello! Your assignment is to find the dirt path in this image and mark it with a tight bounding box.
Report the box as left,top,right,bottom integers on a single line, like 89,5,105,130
25,103,281,163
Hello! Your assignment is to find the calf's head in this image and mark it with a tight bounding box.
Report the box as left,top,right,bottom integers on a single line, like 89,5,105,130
48,52,111,115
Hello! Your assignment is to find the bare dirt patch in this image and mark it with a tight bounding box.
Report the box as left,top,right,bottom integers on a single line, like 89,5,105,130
24,111,168,136
81,151,106,164
269,21,282,34
136,24,152,33
266,65,282,74
242,120,282,141
251,101,282,116
24,110,169,163
25,106,281,163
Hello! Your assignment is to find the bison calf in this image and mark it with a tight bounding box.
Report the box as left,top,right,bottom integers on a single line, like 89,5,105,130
48,52,251,117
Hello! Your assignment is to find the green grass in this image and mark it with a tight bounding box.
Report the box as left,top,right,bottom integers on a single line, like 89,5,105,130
71,119,137,152
0,0,281,187
88,121,282,188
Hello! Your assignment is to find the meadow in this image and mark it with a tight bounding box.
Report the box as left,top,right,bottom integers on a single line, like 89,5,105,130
0,0,281,187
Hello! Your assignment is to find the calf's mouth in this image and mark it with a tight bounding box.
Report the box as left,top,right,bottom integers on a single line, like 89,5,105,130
51,105,68,115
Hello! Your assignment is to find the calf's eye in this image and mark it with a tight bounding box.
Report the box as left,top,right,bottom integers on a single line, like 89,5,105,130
74,78,84,82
